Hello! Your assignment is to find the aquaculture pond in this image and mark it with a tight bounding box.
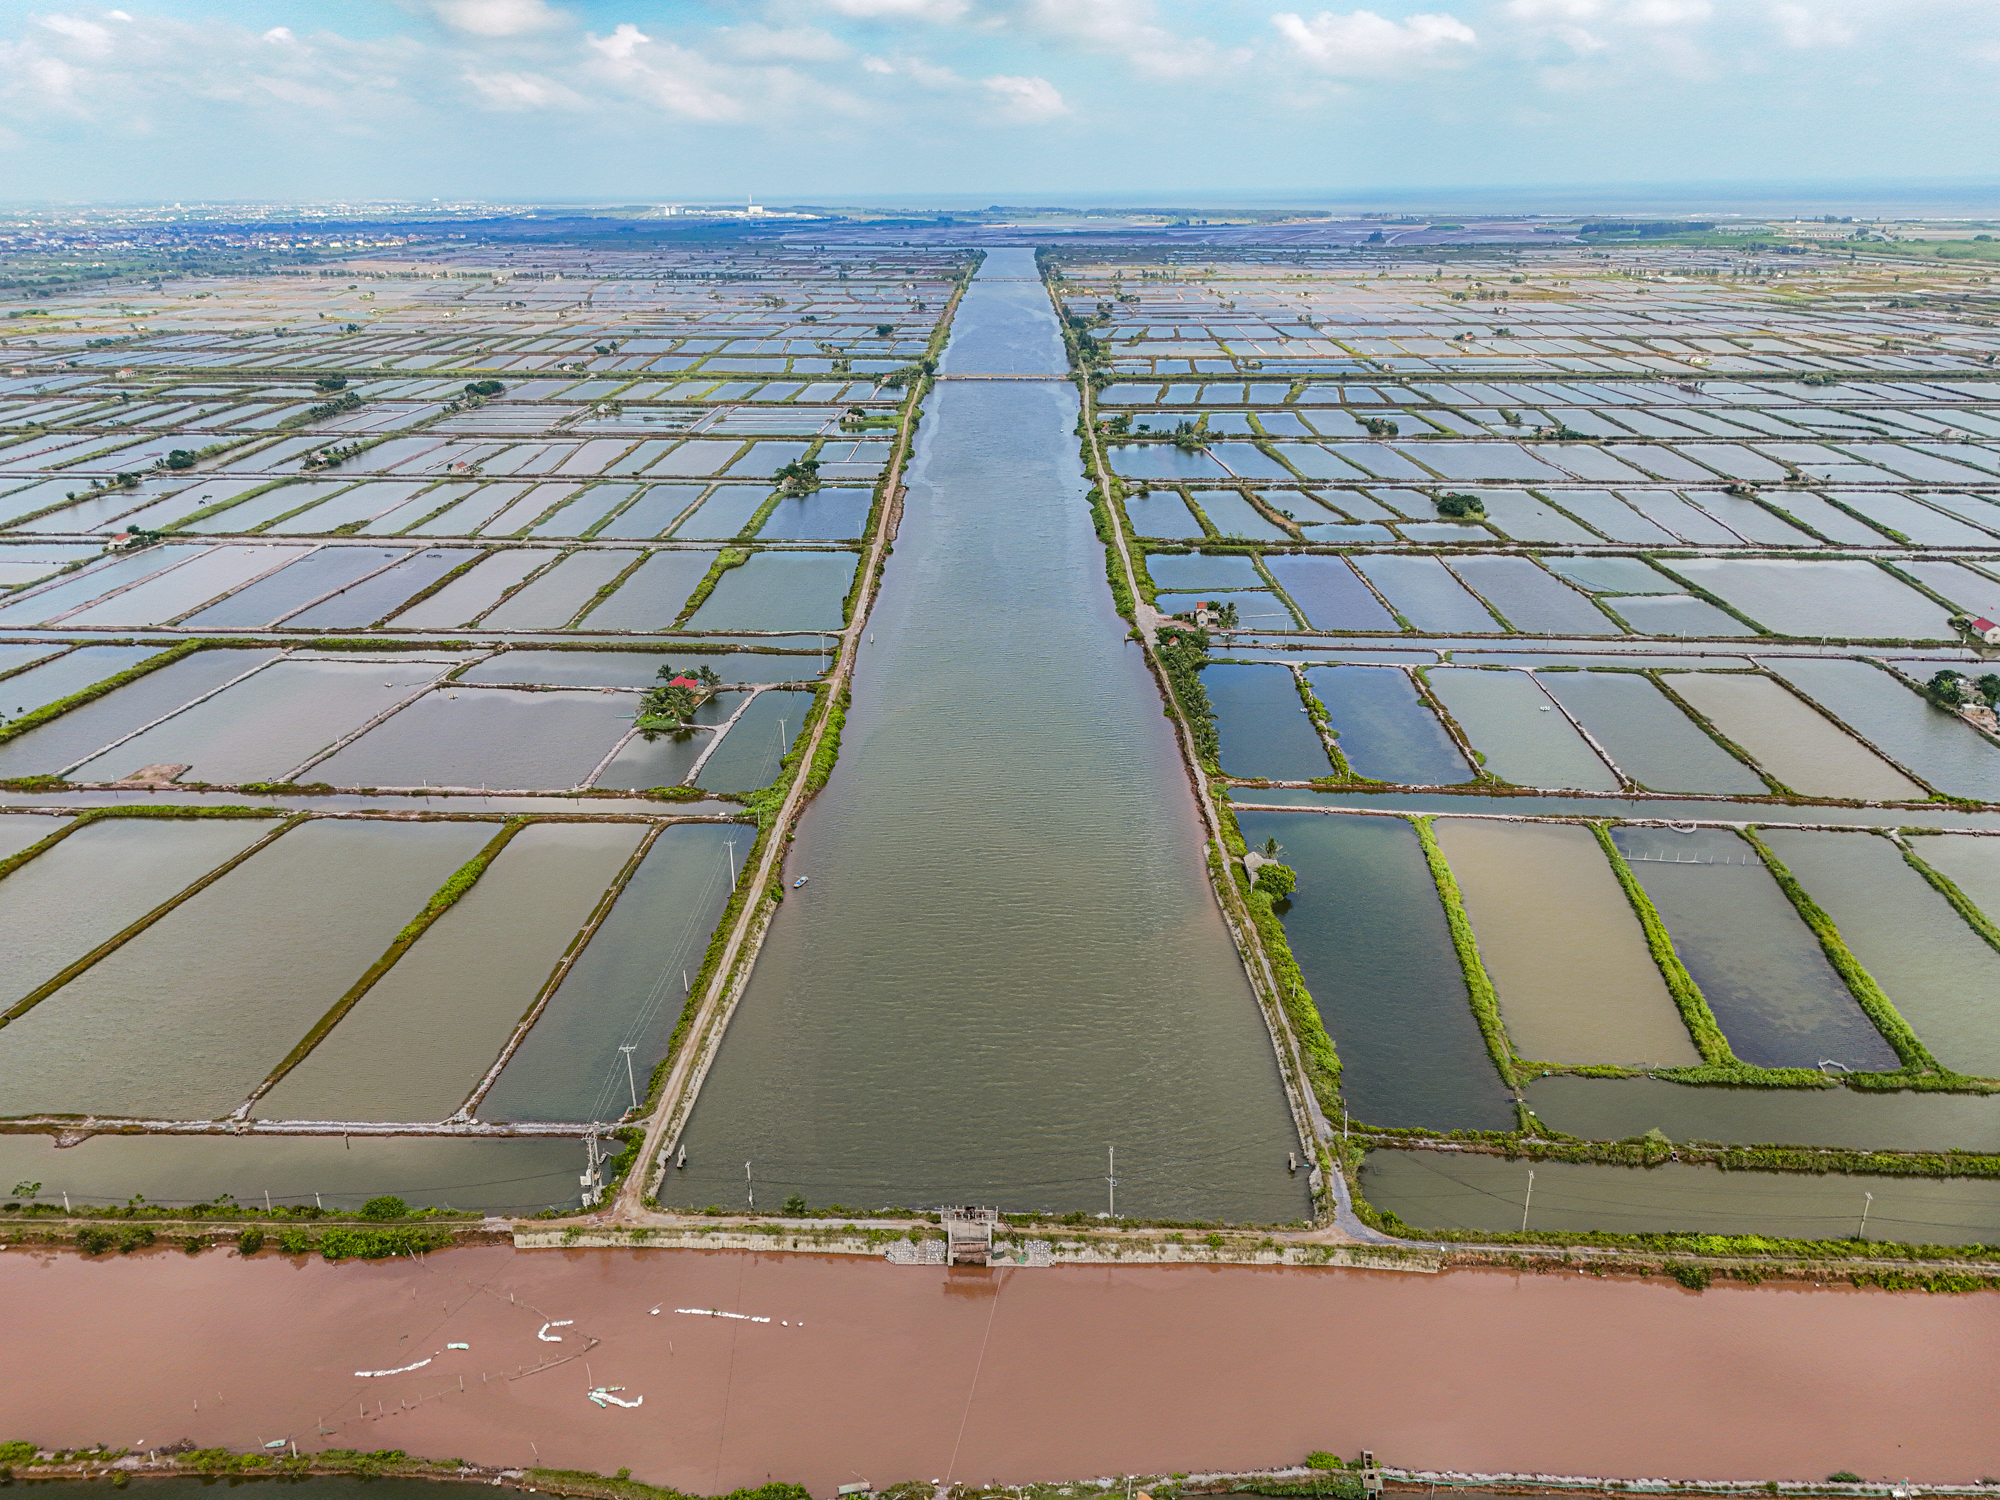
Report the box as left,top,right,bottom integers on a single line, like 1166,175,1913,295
684,551,856,632
69,656,456,786
675,251,1308,1221
1611,826,1899,1072
0,814,277,1009
481,823,740,1123
1353,554,1500,633
1528,1074,2000,1152
310,687,633,790
1762,830,2000,1078
280,548,469,630
0,648,284,779
0,818,494,1120
1362,1148,2000,1243
1205,663,1330,781
1666,671,1924,801
1536,670,1768,795
692,689,815,792
1432,819,1698,1066
178,547,409,629
1670,558,1953,640
1764,656,2000,802
1448,555,1615,636
0,1131,590,1214
480,549,640,629
0,643,159,717
575,549,714,631
1914,834,2000,927
1306,665,1470,784
1239,810,1515,1132
1424,668,1620,790
387,549,550,629
257,822,649,1122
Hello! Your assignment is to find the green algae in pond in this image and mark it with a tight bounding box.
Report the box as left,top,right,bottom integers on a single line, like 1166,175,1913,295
1612,826,1899,1072
0,818,493,1121
480,823,740,1123
1239,810,1515,1131
1432,819,1699,1067
256,822,647,1122
1762,830,2000,1078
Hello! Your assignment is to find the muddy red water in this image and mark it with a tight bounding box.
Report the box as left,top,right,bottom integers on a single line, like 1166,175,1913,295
4,1247,1992,1489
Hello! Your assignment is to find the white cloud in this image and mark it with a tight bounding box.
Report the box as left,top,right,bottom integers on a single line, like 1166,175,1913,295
1504,0,1601,19
262,26,296,44
462,68,586,108
432,0,568,37
1271,8,1476,73
1019,0,1233,78
38,14,116,56
1621,0,1709,25
981,71,1067,119
1771,2,1854,46
822,0,972,22
714,24,850,62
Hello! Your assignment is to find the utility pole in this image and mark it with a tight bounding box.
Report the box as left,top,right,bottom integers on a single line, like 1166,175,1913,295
1105,1146,1117,1218
1859,1191,1874,1240
725,839,738,885
620,1044,639,1111
745,1160,754,1213
1521,1170,1534,1233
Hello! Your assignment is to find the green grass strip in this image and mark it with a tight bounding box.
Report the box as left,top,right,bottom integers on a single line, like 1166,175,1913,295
672,547,748,627
1589,820,1735,1066
803,684,848,797
1412,815,1520,1089
0,816,82,882
1741,826,1937,1072
1,811,306,1029
252,818,524,1095
0,641,202,747
1902,843,2000,960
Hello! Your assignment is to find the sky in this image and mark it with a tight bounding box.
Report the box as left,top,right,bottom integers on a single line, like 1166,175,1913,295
1,0,1997,205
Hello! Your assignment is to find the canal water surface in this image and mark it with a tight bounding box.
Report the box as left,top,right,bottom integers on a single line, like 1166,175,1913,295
671,249,1307,1221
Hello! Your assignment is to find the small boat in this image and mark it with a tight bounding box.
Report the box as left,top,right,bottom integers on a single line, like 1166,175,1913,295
793,875,809,888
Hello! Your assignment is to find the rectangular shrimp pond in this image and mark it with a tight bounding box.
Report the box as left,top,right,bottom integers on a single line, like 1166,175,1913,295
0,235,967,1212
6,232,2000,1235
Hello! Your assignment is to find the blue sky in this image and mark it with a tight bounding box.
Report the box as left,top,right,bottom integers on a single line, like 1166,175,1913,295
1,0,1996,204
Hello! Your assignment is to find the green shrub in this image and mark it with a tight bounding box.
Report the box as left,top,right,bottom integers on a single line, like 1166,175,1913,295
117,1225,155,1253
76,1226,116,1255
0,1441,37,1465
277,1228,311,1255
238,1228,265,1255
1306,1452,1345,1471
359,1195,408,1221
1254,863,1297,899
1669,1263,1711,1290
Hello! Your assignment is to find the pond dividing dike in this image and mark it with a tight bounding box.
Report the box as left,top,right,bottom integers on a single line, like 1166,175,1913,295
663,250,1310,1221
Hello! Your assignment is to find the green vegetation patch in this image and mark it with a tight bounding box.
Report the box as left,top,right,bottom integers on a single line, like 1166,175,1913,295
1412,815,1520,1089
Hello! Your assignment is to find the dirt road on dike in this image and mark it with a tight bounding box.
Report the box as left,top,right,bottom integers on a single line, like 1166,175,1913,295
4,1245,1992,1490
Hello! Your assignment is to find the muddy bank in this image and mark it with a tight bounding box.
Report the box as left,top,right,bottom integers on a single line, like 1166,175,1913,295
3,1246,1995,1489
